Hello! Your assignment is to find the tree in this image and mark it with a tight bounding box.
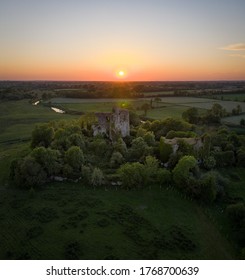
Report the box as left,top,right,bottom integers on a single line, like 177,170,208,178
141,103,151,116
110,151,124,168
136,127,148,137
159,137,172,163
81,165,92,184
12,156,47,188
129,110,141,126
31,124,54,148
237,149,245,167
172,155,199,196
166,130,196,139
143,131,155,146
143,156,159,186
68,133,85,149
90,138,109,157
65,146,84,171
113,138,127,156
91,168,104,187
31,147,61,176
51,128,71,151
177,139,194,156
156,169,172,188
118,162,144,189
202,103,226,124
240,118,245,126
182,107,199,124
213,150,235,167
200,173,217,203
203,156,216,170
128,137,152,161
154,97,162,103
211,103,226,117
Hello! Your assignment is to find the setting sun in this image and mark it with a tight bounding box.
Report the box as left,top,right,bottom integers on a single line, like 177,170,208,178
117,70,126,79
119,71,124,76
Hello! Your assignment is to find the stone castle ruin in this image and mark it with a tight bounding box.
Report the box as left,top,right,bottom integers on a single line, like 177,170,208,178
93,107,130,139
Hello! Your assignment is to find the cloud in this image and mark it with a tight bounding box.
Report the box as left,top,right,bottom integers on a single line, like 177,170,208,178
229,54,245,59
221,43,245,51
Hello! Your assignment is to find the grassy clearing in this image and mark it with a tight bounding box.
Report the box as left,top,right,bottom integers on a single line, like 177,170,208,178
0,100,77,142
222,114,245,125
50,97,245,116
50,98,140,104
212,93,245,102
0,183,236,260
0,143,30,186
142,91,174,96
140,106,188,119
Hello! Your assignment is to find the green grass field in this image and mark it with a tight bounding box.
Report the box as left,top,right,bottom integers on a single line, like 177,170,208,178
0,100,77,142
0,182,237,260
142,91,174,96
211,93,245,102
222,114,245,125
49,97,245,121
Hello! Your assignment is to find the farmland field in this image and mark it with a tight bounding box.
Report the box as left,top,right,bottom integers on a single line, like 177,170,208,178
0,100,77,143
211,93,245,102
142,91,174,96
48,96,245,120
222,114,245,125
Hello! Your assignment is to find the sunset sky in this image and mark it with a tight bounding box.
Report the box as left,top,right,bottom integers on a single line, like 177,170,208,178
0,0,245,81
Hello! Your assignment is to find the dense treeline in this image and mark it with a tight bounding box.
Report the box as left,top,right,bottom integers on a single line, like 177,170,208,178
1,81,245,101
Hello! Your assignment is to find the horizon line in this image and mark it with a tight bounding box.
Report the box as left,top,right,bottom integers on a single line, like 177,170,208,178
1,79,245,83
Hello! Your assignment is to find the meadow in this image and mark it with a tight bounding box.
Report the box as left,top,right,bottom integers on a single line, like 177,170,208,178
49,96,245,121
222,114,245,126
0,97,244,260
0,100,76,143
0,182,237,260
211,93,245,102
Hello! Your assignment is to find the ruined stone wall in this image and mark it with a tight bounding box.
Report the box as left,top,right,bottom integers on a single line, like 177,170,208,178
93,113,111,137
93,108,129,139
111,108,129,138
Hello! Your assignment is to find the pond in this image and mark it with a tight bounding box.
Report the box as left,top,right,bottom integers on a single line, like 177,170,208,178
51,107,65,114
32,100,40,105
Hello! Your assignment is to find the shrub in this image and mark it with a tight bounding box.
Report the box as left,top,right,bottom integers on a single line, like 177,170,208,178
159,137,172,163
110,152,124,168
31,147,61,176
157,169,172,187
203,156,216,170
166,130,196,139
31,123,54,148
12,156,47,188
90,168,104,187
118,162,144,189
200,173,217,203
143,131,155,146
173,155,199,196
65,146,84,171
128,137,152,161
213,150,235,167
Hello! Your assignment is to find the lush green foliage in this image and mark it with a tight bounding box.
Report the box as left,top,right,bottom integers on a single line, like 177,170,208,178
173,155,199,196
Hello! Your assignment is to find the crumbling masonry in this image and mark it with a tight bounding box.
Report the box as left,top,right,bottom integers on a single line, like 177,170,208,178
93,107,130,139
